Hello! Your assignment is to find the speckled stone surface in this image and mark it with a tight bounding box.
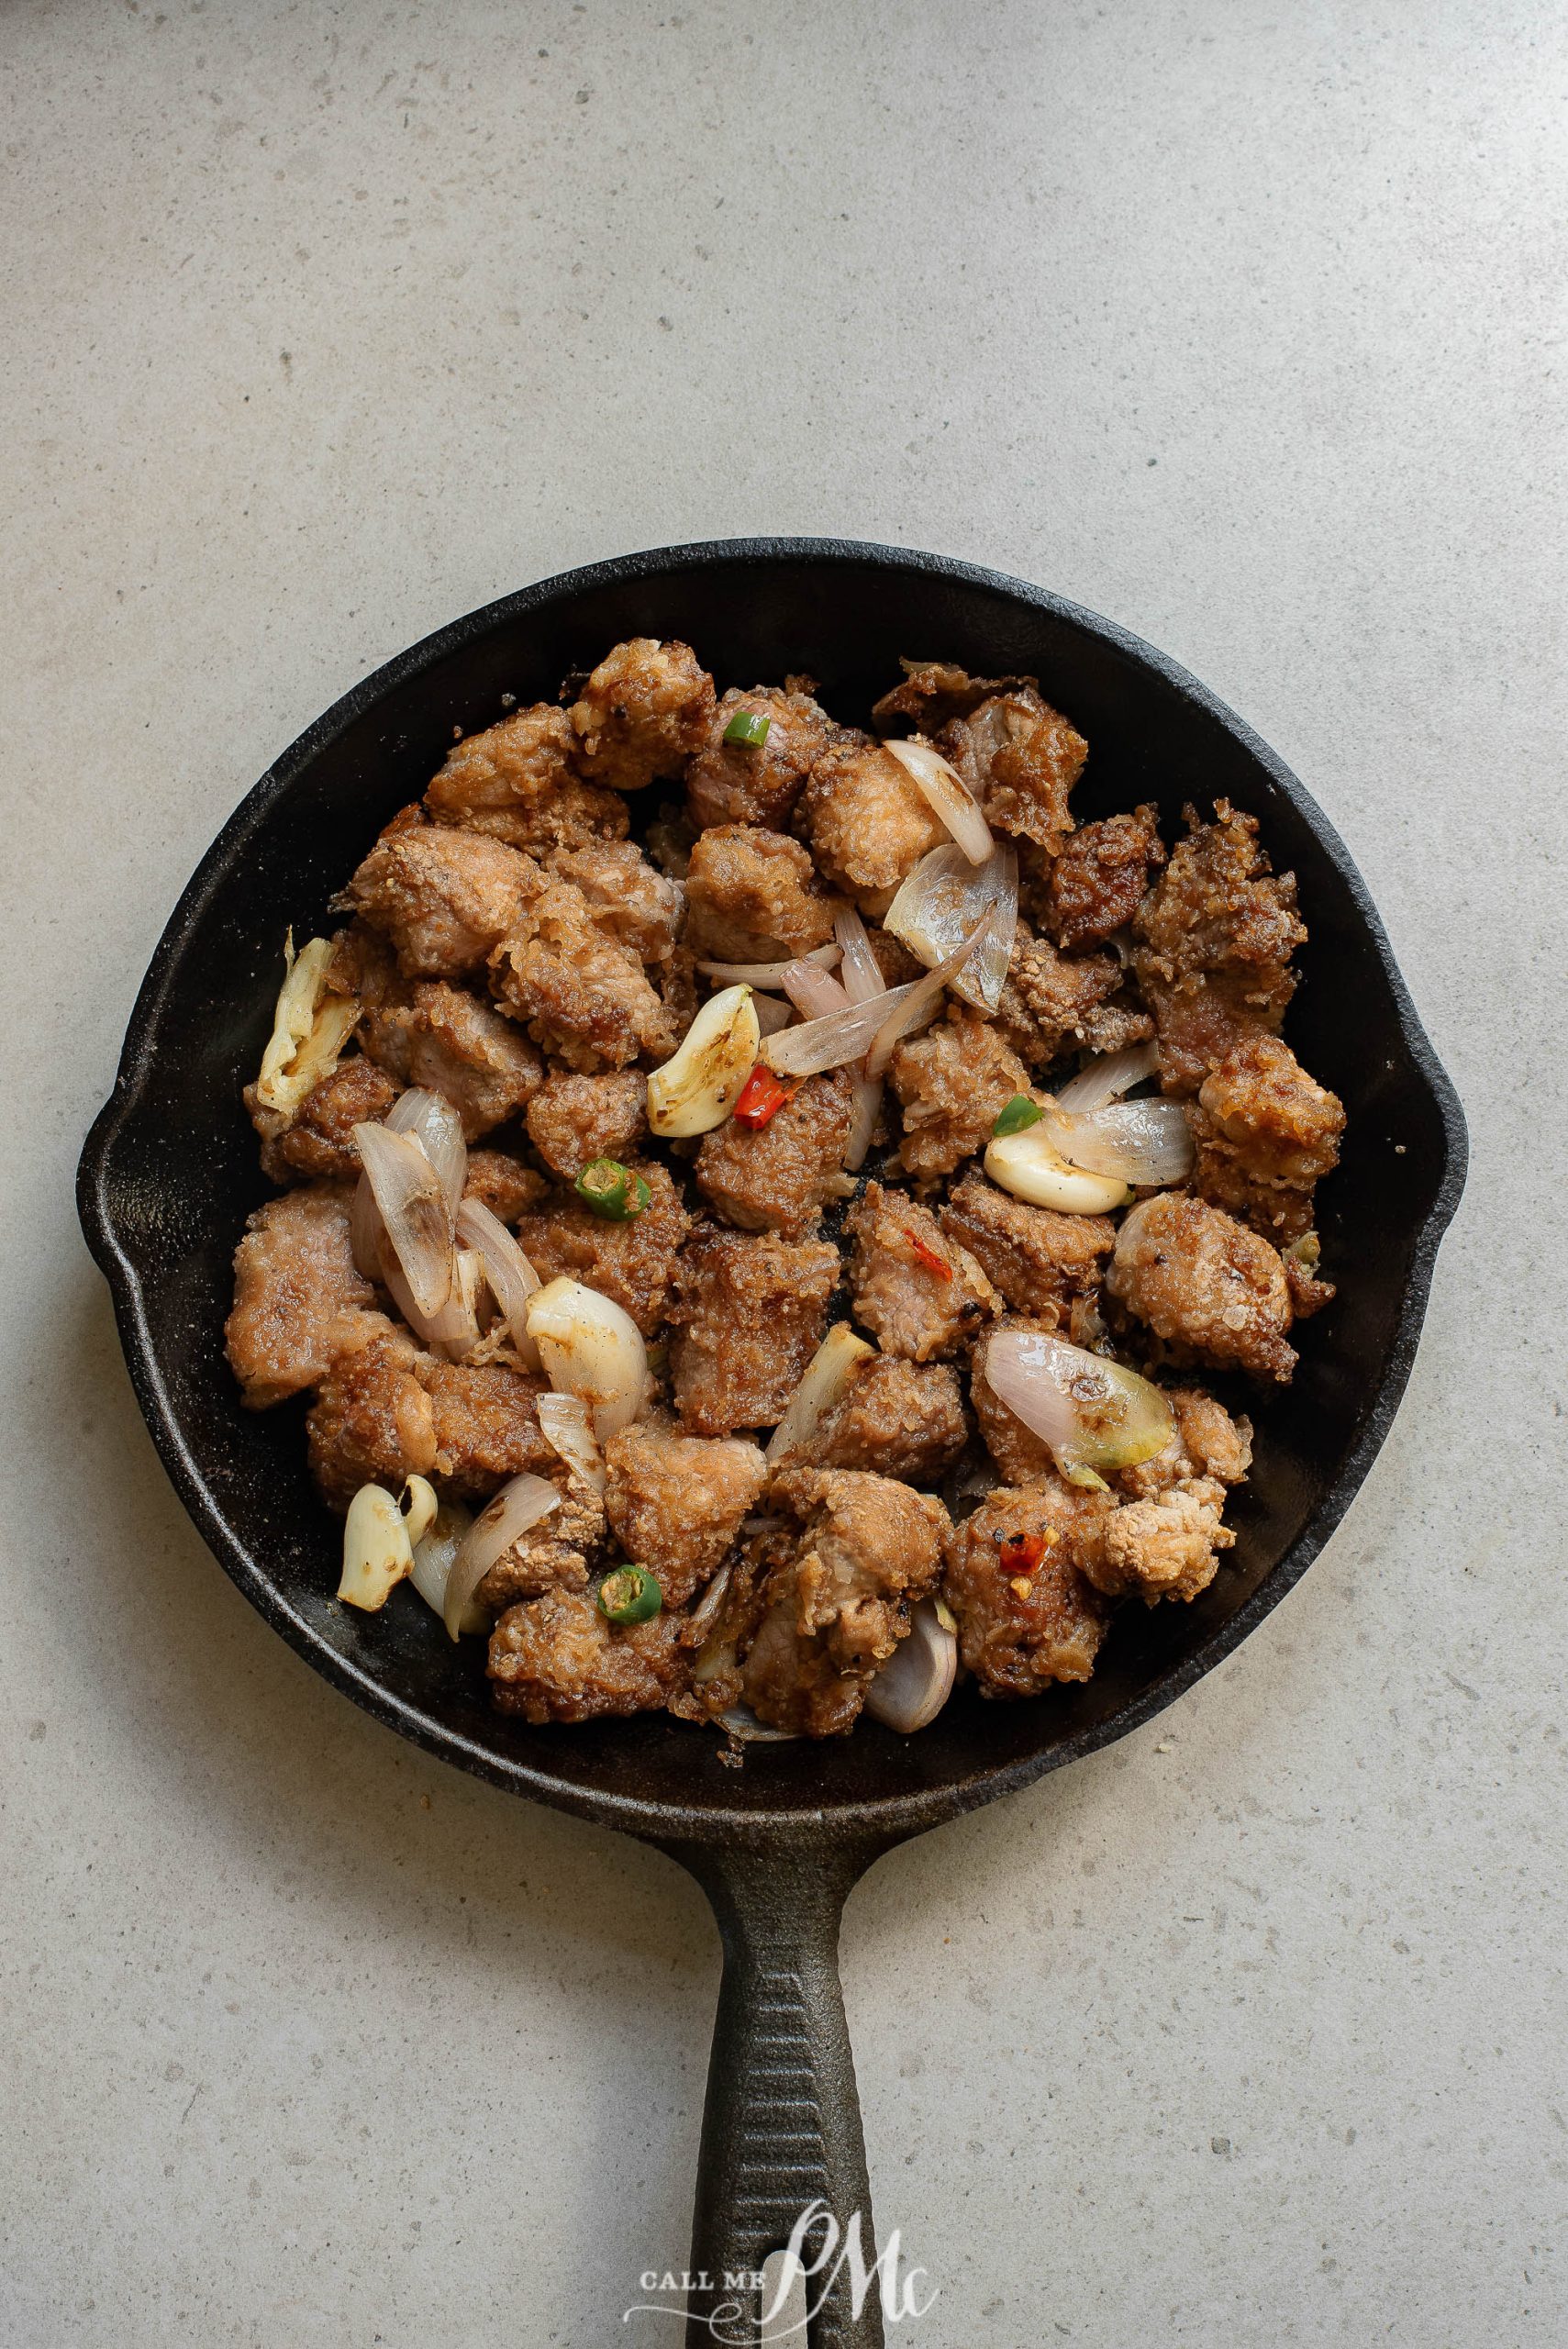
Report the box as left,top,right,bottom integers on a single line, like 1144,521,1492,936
4,3,1562,2342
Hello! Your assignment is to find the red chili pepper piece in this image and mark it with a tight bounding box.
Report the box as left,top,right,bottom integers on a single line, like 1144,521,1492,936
733,1063,800,1130
998,1532,1047,1576
904,1228,953,1282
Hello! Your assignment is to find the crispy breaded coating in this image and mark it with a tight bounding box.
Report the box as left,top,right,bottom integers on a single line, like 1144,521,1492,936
341,827,540,978
695,1070,854,1236
993,921,1151,1069
568,637,716,791
462,1150,549,1223
425,701,629,852
686,682,836,831
361,978,544,1139
889,1008,1035,1180
476,1472,606,1607
1115,1386,1254,1501
683,823,837,961
940,1174,1116,1323
226,1186,382,1408
844,1182,1000,1362
252,1053,398,1186
969,1316,1066,1485
669,1228,839,1433
515,1161,691,1338
547,838,685,965
1084,1381,1251,1608
779,1356,967,1486
799,735,945,916
1188,1033,1344,1243
937,686,1087,852
943,1478,1111,1696
488,873,674,1072
1133,800,1307,1095
488,1587,688,1721
603,1420,767,1605
736,1468,951,1736
526,1070,649,1181
1106,1192,1297,1383
871,660,1039,734
306,1324,437,1509
423,1361,555,1497
1044,805,1165,952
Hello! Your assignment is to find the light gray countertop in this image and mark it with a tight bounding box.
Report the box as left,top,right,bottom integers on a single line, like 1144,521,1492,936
5,3,1562,2342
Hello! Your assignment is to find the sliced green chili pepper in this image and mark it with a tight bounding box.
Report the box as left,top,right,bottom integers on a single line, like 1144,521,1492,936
723,708,773,748
574,1157,651,1219
991,1093,1043,1138
597,1564,662,1625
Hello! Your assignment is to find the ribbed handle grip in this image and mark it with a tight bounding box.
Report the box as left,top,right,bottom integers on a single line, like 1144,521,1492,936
670,1838,890,2349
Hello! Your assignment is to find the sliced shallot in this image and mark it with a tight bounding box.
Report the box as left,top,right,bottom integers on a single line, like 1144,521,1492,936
762,978,927,1077
527,1275,649,1442
864,912,996,1078
865,1599,958,1733
536,1390,606,1497
387,1087,467,1219
1039,1098,1195,1186
765,1322,875,1464
832,905,886,1005
843,1073,884,1172
982,1328,1174,1489
884,737,994,865
380,1235,482,1361
409,1497,488,1635
353,1121,453,1316
1054,1041,1161,1113
695,943,840,985
717,1704,800,1743
442,1472,561,1641
456,1197,541,1366
781,959,851,1020
884,841,1018,1012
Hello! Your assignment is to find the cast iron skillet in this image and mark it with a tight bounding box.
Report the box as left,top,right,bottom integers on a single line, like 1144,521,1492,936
77,540,1464,2346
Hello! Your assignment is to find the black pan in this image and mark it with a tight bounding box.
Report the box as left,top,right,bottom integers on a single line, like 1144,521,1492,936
76,540,1465,2346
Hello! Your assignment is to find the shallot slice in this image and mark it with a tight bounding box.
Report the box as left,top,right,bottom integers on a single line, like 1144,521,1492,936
380,1236,482,1362
695,943,840,985
717,1704,800,1743
1054,1042,1160,1113
442,1472,561,1641
456,1197,541,1366
864,913,996,1079
409,1497,488,1635
765,1322,875,1464
982,1329,1174,1489
832,905,886,1005
781,959,851,1020
865,1600,958,1733
843,1073,884,1172
884,738,994,865
884,842,1018,1012
536,1391,606,1497
387,1087,467,1219
353,1122,453,1316
761,979,927,1077
527,1276,649,1442
1039,1099,1195,1187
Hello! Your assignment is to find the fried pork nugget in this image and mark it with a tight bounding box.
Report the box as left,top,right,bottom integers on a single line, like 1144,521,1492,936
252,1053,398,1185
423,1362,555,1497
1044,805,1165,952
937,686,1087,852
1187,1033,1344,1245
686,681,836,831
603,1420,767,1605
694,1070,854,1236
547,838,685,965
341,827,540,978
669,1228,839,1433
943,1478,1111,1697
1106,1192,1297,1383
683,823,837,961
488,1588,688,1721
525,1070,649,1182
515,1161,691,1338
777,1356,967,1486
361,978,544,1139
889,1008,1035,1180
799,734,946,916
306,1324,438,1509
488,874,674,1072
568,638,716,791
425,702,629,852
844,1182,1000,1362
940,1174,1116,1324
225,1186,383,1408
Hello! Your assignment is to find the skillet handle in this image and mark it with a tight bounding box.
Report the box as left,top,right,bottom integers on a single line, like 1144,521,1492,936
666,1835,893,2349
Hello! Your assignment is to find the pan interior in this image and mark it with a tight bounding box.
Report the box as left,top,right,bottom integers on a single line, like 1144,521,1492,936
82,544,1462,1833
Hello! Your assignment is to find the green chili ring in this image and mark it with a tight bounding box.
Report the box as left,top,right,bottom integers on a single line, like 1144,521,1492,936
723,708,772,747
575,1157,651,1219
597,1564,663,1626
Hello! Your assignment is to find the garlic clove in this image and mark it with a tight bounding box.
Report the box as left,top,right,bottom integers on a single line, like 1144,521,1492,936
338,1482,416,1611
647,985,761,1136
984,1125,1132,1214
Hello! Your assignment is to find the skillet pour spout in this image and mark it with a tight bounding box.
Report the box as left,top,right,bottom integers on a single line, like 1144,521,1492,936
77,540,1465,2346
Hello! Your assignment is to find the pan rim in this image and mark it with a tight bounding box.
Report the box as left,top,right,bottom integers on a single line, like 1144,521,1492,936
76,536,1468,1847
